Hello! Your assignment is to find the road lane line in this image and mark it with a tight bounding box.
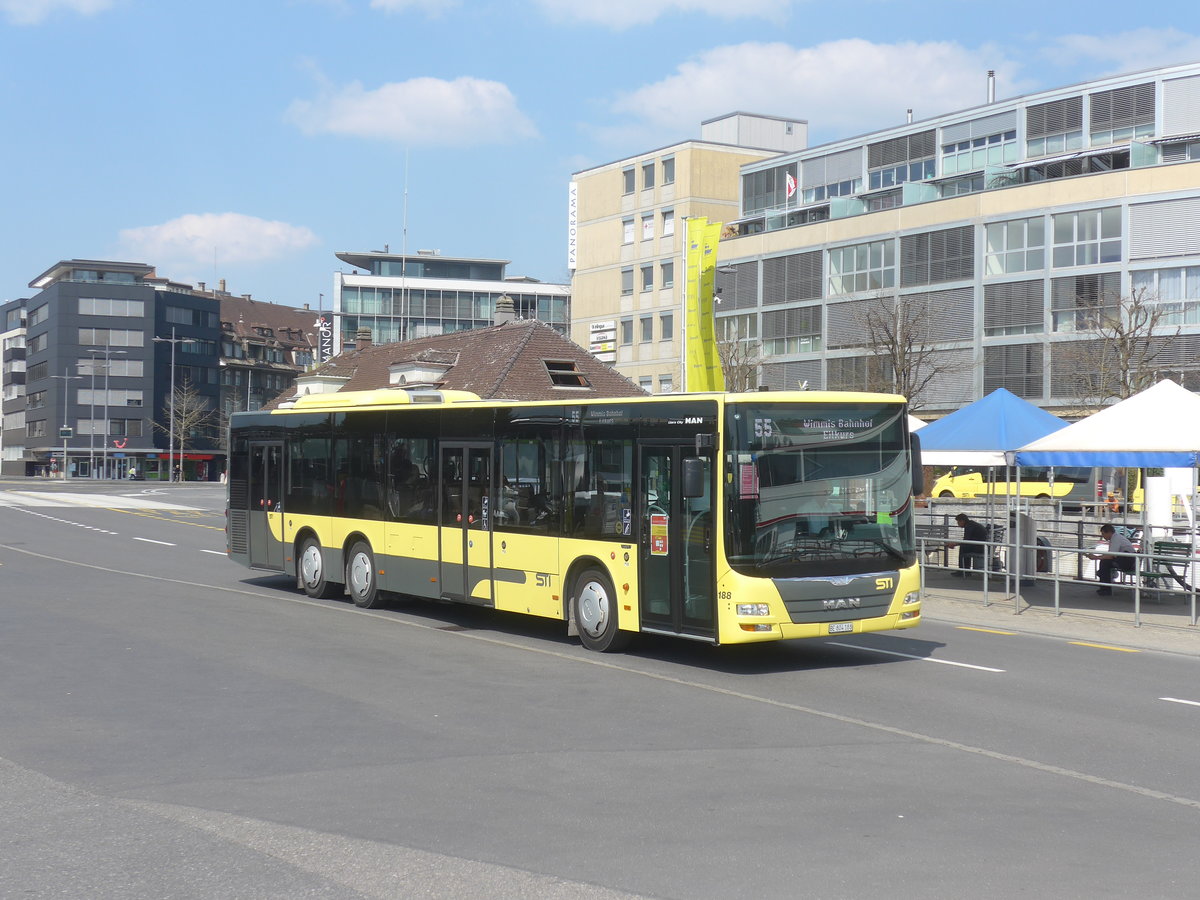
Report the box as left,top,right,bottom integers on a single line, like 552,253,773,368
1160,697,1200,708
4,541,1200,814
1069,641,1140,653
199,549,226,555
957,626,1018,635
827,641,1006,672
133,537,175,546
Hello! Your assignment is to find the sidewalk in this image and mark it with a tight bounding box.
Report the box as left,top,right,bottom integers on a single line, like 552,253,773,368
920,568,1200,656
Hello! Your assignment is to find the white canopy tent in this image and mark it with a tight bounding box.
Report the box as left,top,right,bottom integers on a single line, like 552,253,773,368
1010,380,1200,469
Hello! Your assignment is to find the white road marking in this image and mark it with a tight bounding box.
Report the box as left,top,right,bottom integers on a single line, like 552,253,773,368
9,507,118,534
199,549,226,556
133,537,175,546
827,641,1006,672
0,490,197,510
1160,697,1200,708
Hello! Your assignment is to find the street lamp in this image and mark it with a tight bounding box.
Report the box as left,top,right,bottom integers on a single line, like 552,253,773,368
153,327,197,482
87,346,126,479
49,366,82,479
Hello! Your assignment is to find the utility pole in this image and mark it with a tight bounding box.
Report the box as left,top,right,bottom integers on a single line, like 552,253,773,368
153,327,196,481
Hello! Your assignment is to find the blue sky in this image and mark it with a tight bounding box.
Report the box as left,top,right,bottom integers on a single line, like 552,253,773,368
3,0,1199,308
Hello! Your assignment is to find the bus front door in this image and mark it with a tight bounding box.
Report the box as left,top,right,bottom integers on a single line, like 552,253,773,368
248,442,284,571
438,443,493,605
638,444,715,639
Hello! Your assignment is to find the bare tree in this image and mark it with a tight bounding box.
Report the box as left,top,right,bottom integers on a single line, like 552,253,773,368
716,316,761,392
849,293,971,410
156,379,219,458
1055,286,1181,411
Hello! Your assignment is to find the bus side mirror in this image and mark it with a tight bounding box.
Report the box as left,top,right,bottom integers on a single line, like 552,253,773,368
910,433,925,496
683,457,706,498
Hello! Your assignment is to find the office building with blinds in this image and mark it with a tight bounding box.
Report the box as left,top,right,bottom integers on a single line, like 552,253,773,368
569,113,806,394
716,62,1200,412
333,250,570,353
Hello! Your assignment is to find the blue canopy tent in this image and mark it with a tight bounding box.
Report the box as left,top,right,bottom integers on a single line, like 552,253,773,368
916,388,1068,467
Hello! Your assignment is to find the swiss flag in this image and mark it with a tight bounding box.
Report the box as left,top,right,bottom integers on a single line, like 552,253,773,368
785,172,797,198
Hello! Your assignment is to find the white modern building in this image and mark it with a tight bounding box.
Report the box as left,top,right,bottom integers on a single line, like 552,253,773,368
332,250,570,354
714,62,1200,412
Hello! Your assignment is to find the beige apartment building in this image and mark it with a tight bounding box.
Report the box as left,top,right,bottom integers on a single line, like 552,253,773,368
569,114,805,393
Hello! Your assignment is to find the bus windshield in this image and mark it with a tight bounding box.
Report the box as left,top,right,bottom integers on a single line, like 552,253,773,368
724,402,916,578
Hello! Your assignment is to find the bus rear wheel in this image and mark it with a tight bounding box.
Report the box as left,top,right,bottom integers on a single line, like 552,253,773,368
346,540,383,609
572,567,631,652
938,491,954,498
299,536,339,599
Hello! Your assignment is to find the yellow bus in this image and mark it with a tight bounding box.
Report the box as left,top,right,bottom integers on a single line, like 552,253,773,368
227,389,922,651
930,465,1143,509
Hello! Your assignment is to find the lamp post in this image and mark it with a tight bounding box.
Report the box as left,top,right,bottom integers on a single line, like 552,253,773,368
49,366,82,479
89,346,126,479
153,327,196,482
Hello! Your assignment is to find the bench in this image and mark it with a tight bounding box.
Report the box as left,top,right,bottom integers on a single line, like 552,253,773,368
916,523,952,566
1143,541,1196,592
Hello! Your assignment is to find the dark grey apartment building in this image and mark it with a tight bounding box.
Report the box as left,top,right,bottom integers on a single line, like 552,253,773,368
6,260,222,479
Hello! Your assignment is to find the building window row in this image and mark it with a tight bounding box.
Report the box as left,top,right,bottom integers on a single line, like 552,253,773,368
79,327,143,347
80,297,145,318
622,156,675,195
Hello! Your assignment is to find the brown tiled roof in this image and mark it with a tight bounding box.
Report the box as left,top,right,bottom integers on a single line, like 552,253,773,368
280,319,645,403
220,296,319,349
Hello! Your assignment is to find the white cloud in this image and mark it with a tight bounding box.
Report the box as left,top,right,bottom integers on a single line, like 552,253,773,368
0,0,113,25
286,75,538,146
534,0,788,27
370,0,458,14
606,40,1023,145
1040,28,1200,76
118,213,319,267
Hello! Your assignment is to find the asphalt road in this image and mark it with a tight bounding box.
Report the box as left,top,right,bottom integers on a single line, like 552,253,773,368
1,480,1199,899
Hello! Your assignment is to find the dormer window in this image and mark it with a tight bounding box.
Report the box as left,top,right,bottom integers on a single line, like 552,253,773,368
545,360,589,388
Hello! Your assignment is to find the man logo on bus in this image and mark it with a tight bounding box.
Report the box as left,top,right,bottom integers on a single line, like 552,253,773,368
823,598,861,610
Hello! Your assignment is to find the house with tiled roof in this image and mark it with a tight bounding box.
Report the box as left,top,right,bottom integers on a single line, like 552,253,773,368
219,294,320,415
272,310,644,407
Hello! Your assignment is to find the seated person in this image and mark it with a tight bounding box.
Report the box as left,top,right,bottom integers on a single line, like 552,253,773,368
1087,524,1136,595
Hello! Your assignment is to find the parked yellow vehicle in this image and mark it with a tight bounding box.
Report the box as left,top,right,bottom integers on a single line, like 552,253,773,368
931,466,1143,510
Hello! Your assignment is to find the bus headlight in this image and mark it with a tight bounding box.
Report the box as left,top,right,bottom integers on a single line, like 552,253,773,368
736,603,770,617
903,591,920,605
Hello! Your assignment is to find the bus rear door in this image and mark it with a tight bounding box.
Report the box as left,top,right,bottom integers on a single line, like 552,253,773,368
438,443,493,605
247,442,284,571
638,443,715,640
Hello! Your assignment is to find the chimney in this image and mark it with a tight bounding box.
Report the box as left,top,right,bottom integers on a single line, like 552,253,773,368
242,293,251,300
219,278,226,293
197,281,205,292
906,108,913,123
355,327,373,351
493,294,516,326
987,70,996,104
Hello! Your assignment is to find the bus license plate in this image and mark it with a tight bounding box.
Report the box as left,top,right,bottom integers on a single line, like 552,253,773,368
828,622,854,634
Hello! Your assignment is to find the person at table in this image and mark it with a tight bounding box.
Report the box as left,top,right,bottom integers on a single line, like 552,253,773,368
952,513,989,575
1087,524,1136,596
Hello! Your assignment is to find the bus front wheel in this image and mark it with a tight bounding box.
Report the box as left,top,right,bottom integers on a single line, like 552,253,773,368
572,567,631,652
346,540,383,609
938,491,954,498
299,537,339,599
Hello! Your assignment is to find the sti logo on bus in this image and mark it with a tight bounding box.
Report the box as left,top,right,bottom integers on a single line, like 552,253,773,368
535,573,551,587
875,577,895,591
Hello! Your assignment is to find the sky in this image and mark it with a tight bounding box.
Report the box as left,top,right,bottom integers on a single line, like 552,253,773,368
2,0,1199,310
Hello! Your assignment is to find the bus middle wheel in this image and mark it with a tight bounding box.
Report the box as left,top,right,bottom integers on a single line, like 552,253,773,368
346,540,383,609
572,567,631,653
